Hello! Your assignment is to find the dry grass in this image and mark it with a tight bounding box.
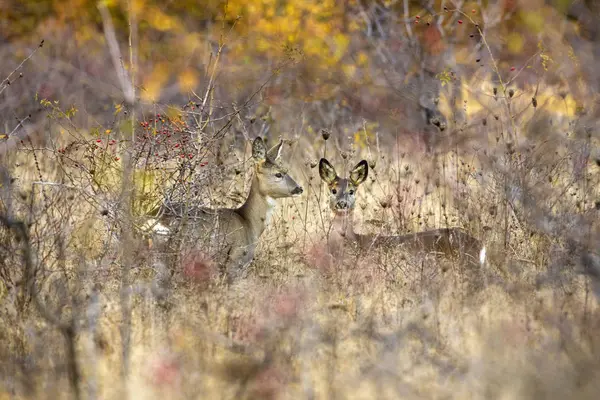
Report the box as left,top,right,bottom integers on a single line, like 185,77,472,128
2,4,600,399
2,115,600,399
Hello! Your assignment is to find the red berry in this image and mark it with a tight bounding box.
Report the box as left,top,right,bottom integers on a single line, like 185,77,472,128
458,20,463,24
510,66,516,71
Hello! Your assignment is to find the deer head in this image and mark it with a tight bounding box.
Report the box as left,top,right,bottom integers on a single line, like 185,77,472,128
319,158,368,214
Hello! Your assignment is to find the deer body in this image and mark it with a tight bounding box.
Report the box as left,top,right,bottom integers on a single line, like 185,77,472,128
153,138,303,280
319,158,485,265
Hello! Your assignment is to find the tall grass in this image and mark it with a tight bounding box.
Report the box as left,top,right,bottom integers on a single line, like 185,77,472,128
2,2,600,400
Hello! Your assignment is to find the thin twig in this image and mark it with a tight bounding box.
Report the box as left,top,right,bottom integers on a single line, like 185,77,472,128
0,120,34,157
0,40,44,96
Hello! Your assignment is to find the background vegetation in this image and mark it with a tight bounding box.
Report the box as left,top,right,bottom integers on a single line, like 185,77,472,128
2,0,600,398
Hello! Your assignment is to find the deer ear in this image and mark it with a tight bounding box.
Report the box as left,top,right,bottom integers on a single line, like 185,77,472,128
319,158,337,184
252,137,267,161
350,160,368,186
266,139,283,162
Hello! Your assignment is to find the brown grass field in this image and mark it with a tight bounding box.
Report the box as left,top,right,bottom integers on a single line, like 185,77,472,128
2,1,600,399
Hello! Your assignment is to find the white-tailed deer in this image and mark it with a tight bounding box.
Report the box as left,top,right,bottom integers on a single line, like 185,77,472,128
318,158,486,265
151,137,303,281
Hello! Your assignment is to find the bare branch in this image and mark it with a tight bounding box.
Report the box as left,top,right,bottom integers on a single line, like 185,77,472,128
97,2,135,105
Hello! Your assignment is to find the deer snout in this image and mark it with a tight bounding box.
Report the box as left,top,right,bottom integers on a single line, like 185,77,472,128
291,186,303,195
336,200,349,209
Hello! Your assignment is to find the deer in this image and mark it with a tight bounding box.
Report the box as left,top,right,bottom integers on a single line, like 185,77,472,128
149,137,303,282
318,158,486,266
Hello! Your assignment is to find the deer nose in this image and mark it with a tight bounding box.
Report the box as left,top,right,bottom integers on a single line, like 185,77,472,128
336,200,348,209
292,186,303,195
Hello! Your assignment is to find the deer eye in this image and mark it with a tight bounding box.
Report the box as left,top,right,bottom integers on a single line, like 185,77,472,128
275,172,283,178
349,189,355,195
331,188,337,194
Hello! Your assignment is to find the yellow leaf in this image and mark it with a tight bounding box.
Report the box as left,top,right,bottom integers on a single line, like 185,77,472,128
536,91,577,117
141,63,170,102
357,52,369,66
131,0,146,16
354,131,363,148
99,0,117,7
342,64,356,78
178,69,198,91
182,33,201,53
133,169,166,215
332,33,349,61
166,106,183,121
0,134,6,139
144,5,180,32
507,32,524,54
519,10,544,33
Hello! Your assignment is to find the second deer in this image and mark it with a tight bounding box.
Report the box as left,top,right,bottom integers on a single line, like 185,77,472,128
318,158,486,266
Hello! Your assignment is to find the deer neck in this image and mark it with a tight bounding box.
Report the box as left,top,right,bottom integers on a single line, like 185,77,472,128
237,175,276,242
330,210,359,242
